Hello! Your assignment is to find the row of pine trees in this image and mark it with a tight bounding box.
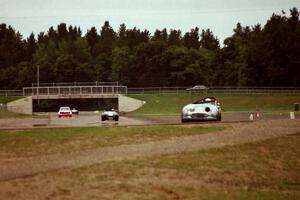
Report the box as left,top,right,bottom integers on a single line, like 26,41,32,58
0,8,299,89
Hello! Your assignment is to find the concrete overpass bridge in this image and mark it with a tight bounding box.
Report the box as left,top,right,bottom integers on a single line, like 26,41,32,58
7,84,145,115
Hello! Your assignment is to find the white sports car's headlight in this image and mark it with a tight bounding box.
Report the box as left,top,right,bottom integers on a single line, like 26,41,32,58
183,107,195,114
189,107,195,112
182,108,189,114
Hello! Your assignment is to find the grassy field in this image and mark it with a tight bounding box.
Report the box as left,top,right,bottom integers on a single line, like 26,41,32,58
67,133,300,200
0,96,21,104
1,131,298,199
129,93,300,115
0,125,224,159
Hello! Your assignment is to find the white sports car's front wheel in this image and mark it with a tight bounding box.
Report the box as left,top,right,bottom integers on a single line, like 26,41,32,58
181,115,188,123
216,113,222,121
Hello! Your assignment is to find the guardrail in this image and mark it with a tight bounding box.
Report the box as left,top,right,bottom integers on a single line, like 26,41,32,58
128,87,187,94
0,90,23,96
23,85,128,96
128,87,300,94
1,87,300,97
208,88,300,94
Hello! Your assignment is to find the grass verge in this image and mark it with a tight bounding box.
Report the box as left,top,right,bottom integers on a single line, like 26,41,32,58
0,108,29,118
2,130,298,200
0,125,225,159
128,93,300,115
0,96,22,104
66,133,299,199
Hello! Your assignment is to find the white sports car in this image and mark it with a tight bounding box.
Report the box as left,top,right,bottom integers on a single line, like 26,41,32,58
101,109,119,121
71,108,79,115
181,97,221,122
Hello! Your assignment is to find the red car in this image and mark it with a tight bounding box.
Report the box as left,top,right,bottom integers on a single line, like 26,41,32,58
58,106,73,118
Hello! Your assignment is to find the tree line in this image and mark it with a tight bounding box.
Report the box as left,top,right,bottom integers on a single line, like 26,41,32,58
0,8,299,89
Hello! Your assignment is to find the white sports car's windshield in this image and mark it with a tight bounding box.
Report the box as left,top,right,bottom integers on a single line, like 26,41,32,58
193,97,216,104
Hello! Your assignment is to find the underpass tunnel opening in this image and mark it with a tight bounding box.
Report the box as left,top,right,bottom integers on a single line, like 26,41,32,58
33,98,118,112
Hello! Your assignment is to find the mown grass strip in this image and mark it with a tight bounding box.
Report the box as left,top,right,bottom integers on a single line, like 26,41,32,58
0,125,225,158
128,93,300,115
0,96,22,104
73,133,300,200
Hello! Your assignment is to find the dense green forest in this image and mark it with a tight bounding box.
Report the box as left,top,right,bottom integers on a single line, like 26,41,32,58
0,8,299,89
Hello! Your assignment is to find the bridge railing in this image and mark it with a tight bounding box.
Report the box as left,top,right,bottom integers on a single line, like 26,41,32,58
23,85,128,96
30,81,119,87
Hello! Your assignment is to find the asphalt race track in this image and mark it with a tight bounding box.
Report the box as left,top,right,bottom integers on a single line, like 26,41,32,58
0,111,294,130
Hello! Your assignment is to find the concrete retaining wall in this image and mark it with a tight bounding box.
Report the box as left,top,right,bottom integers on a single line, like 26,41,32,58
7,96,33,115
6,95,143,114
118,95,145,112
